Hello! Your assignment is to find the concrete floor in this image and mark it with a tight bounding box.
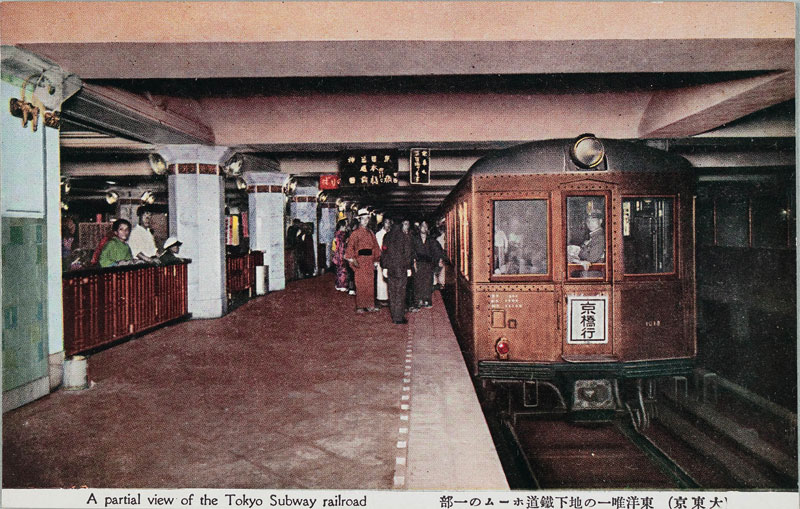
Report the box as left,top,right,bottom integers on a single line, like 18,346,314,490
4,274,410,489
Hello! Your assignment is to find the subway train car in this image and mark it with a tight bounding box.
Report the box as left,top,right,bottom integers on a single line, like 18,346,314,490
439,135,696,424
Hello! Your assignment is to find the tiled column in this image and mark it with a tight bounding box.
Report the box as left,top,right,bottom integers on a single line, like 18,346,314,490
289,186,320,275
318,202,338,270
163,146,228,319
245,172,289,291
1,48,81,409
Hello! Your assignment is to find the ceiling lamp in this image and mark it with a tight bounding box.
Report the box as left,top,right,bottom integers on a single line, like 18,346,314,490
235,177,248,191
60,201,69,211
140,191,155,205
60,178,71,195
317,191,328,203
222,153,244,177
148,153,168,175
105,190,119,205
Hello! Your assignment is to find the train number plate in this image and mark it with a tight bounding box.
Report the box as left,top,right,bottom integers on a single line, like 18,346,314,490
566,295,608,344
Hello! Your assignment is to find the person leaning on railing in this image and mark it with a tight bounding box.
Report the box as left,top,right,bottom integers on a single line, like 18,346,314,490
98,219,135,268
159,236,184,265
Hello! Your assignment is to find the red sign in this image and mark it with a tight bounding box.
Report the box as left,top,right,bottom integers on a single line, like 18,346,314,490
319,174,341,190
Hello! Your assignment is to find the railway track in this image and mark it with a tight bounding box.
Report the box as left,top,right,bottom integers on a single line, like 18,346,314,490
497,370,797,490
640,370,797,490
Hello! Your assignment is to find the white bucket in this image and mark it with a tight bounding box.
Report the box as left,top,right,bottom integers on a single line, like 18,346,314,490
255,266,267,295
63,355,89,390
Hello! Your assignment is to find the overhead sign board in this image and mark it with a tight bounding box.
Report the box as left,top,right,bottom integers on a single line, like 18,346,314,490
410,148,430,185
319,174,341,190
339,152,399,187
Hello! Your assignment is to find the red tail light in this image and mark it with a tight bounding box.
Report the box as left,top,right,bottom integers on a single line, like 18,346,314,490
495,338,510,355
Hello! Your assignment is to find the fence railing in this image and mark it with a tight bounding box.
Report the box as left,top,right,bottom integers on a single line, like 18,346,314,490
62,261,190,356
226,251,263,295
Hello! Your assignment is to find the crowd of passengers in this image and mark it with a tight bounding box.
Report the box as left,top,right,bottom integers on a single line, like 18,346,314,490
328,208,445,324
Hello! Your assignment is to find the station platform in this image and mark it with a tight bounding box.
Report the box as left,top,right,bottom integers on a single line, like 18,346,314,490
2,273,508,490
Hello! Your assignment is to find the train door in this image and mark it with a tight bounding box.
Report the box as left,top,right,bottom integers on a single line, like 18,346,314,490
560,192,615,361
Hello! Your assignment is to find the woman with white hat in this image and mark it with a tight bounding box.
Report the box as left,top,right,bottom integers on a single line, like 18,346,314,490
159,236,183,265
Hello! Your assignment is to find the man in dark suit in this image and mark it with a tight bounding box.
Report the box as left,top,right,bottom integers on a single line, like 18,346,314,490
381,218,415,324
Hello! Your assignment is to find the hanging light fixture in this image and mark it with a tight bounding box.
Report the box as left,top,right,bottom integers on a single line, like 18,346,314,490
105,190,119,205
60,178,71,195
60,201,69,211
140,191,155,205
235,177,248,191
148,153,168,175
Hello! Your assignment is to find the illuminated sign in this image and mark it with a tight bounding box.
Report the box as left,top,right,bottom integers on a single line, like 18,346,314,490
319,174,341,190
339,152,399,187
410,148,430,185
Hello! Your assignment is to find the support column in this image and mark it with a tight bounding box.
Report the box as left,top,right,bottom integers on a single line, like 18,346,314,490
163,146,228,319
1,48,81,411
318,202,338,270
245,173,289,291
289,186,320,275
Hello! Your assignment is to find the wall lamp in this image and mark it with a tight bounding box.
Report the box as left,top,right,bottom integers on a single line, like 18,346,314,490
148,153,168,175
283,177,297,195
222,153,244,177
140,191,156,205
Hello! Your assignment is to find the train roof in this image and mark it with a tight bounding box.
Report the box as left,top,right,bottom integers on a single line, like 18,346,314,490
467,138,692,176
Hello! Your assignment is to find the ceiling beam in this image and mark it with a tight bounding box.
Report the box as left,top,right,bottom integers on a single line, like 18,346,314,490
638,71,795,138
18,39,794,80
62,84,215,145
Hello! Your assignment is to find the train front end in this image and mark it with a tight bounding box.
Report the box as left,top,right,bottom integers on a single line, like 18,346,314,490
442,136,696,422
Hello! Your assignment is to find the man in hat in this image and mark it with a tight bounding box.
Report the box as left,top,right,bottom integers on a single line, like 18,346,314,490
159,236,184,264
344,208,381,313
568,210,605,271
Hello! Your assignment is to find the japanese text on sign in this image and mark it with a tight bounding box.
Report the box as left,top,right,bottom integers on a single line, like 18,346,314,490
410,148,431,185
566,295,608,344
319,174,341,190
339,152,399,187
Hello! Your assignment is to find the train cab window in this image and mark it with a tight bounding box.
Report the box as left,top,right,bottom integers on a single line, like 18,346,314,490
622,197,675,274
493,200,548,275
566,196,606,279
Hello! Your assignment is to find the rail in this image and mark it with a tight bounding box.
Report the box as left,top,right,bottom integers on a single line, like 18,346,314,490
226,251,263,295
62,260,191,356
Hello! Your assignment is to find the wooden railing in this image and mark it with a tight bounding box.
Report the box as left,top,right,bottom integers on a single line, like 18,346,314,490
226,251,263,295
63,261,190,356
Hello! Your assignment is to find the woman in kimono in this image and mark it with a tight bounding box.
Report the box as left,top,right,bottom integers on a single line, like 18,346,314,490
331,219,350,291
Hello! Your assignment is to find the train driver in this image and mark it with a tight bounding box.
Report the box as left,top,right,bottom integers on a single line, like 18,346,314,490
567,210,605,274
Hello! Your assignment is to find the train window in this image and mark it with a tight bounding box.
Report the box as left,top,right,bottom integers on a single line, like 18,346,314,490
459,201,470,280
622,197,675,274
493,200,548,275
566,196,606,279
